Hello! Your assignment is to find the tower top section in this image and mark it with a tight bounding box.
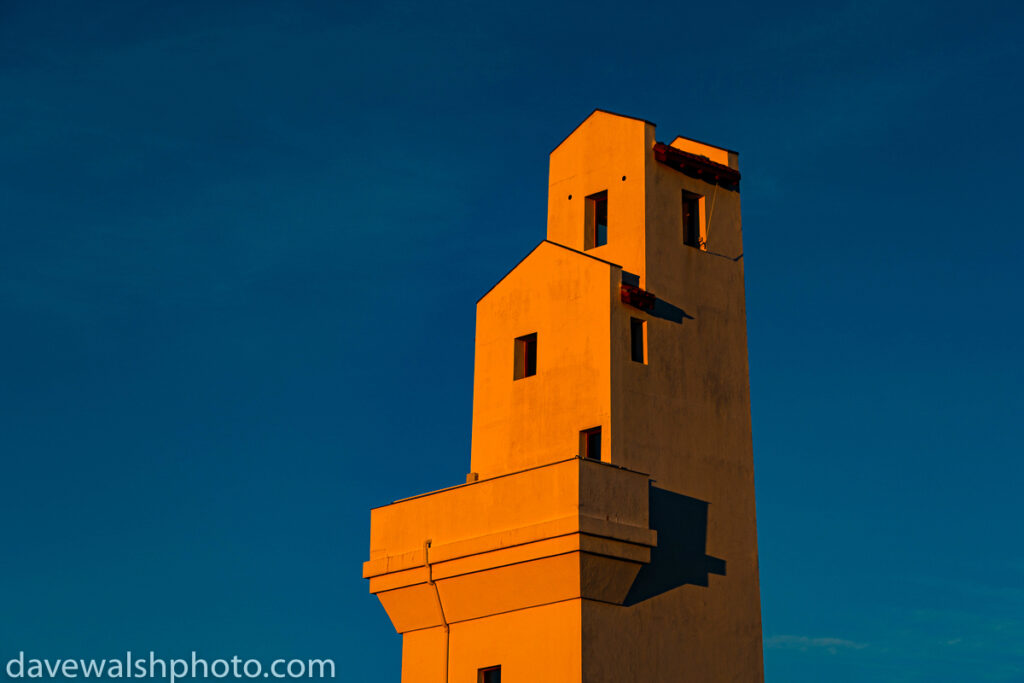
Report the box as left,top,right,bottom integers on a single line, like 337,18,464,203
545,109,741,292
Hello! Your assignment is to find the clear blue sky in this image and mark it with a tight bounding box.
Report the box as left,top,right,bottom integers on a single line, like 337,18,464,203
2,1,1022,681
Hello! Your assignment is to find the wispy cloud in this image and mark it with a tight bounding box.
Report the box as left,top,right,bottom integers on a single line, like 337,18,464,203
766,635,869,655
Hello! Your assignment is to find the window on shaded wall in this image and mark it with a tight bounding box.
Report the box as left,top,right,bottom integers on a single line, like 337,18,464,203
580,427,602,460
478,666,500,683
682,190,702,248
585,190,608,249
631,318,647,364
513,333,537,380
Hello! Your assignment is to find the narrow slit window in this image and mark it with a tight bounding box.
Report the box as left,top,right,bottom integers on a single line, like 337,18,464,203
478,666,501,683
580,427,602,461
682,190,702,248
513,333,537,380
630,318,647,364
585,190,608,249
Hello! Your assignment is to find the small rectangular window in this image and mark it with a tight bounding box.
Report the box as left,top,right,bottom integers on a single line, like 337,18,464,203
580,427,602,460
514,333,537,380
585,190,608,250
478,666,501,683
630,318,647,364
682,191,702,248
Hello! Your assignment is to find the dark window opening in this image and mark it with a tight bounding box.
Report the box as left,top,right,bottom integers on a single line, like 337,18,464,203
478,666,501,683
514,333,537,380
580,427,602,461
630,318,646,364
682,191,701,247
585,190,608,249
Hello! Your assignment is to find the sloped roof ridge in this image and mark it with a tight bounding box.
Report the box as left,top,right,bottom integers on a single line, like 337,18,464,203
551,108,656,153
476,239,621,304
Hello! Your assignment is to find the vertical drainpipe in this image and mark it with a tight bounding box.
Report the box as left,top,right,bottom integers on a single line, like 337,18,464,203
424,540,450,683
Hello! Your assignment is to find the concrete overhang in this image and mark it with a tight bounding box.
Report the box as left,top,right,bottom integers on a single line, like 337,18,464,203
364,458,657,633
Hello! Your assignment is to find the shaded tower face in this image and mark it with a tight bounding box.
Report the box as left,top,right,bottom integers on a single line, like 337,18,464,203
365,110,763,683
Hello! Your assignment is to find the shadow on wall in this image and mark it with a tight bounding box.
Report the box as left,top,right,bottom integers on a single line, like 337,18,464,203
624,486,726,605
621,271,694,324
650,298,693,324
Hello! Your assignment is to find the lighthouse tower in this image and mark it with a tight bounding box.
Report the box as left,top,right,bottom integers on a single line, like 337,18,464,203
363,110,764,682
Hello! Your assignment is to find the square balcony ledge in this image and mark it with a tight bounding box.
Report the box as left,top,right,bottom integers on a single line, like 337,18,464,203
363,457,657,633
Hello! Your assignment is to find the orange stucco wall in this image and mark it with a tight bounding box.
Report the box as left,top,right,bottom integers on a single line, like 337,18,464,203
470,241,617,478
546,113,653,287
402,600,583,683
448,600,583,683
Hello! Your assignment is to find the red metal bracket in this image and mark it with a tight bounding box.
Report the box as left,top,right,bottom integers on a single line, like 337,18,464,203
621,283,655,311
652,142,741,190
